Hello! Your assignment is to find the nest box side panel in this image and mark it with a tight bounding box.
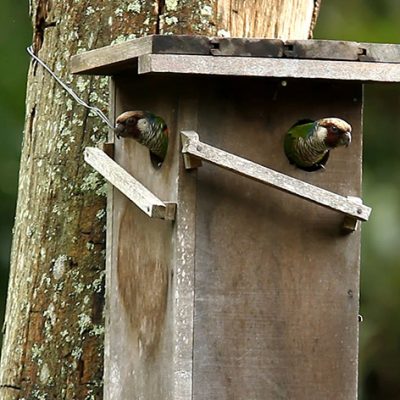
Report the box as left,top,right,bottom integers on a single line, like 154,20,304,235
105,74,184,400
192,77,362,400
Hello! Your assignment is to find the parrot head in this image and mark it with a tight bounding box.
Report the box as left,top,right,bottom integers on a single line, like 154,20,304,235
114,110,149,139
114,110,169,164
316,118,352,149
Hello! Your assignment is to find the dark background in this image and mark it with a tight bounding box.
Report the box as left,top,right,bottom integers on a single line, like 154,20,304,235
1,1,400,398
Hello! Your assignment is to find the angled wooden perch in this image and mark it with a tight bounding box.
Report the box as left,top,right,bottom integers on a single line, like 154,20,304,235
84,147,176,220
181,131,371,229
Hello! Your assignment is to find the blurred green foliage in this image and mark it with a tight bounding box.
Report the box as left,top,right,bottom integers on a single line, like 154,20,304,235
316,2,400,399
1,1,400,398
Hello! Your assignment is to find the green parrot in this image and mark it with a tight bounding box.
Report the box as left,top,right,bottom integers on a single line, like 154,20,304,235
284,117,352,171
115,110,169,163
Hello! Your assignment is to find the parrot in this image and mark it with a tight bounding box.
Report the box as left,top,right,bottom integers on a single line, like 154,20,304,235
114,111,169,163
284,117,352,171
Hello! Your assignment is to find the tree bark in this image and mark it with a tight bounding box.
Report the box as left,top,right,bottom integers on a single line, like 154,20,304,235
0,1,321,399
216,0,320,39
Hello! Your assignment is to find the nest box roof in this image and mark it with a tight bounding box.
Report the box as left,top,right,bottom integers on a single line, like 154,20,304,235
71,35,400,82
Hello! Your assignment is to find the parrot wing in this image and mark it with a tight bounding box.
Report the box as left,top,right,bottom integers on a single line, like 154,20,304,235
284,120,314,162
284,119,330,171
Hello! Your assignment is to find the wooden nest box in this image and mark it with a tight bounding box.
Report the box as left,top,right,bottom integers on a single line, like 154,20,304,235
71,36,400,399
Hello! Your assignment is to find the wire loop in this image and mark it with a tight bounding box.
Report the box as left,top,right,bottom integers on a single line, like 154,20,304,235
27,46,115,129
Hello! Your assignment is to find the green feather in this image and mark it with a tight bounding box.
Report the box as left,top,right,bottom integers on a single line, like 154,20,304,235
284,122,314,162
284,120,328,171
138,112,169,161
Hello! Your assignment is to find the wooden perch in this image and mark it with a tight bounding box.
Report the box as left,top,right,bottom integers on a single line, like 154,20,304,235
181,131,371,225
84,147,176,220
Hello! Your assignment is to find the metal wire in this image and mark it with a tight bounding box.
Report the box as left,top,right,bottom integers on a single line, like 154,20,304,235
27,46,115,129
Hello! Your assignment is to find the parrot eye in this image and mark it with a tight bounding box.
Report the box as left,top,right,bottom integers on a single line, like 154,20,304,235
331,126,339,133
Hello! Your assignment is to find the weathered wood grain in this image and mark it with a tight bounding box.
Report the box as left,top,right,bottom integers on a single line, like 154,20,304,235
138,53,400,82
70,36,153,75
170,88,200,400
106,73,197,400
210,37,284,57
71,35,214,75
181,131,371,222
103,76,364,400
101,142,115,159
103,77,116,400
359,42,400,63
284,39,360,60
84,147,175,220
71,35,400,76
191,77,362,400
286,40,400,63
151,35,211,55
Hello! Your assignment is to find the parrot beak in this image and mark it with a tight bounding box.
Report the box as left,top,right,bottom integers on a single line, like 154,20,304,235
114,123,125,139
343,131,351,147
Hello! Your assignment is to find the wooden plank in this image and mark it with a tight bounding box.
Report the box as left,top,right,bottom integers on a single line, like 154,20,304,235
106,73,196,399
359,42,400,63
192,77,362,400
284,39,361,61
70,36,153,75
285,40,400,63
101,142,115,158
71,35,210,75
181,131,371,222
152,34,211,55
71,35,400,76
138,53,400,82
172,87,200,400
84,146,175,220
103,78,116,400
210,37,284,57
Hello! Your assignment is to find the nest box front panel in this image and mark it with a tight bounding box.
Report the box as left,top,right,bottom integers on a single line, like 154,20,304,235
106,74,183,400
106,70,362,400
192,77,362,400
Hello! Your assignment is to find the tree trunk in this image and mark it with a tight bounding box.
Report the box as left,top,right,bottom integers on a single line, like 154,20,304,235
0,1,321,399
